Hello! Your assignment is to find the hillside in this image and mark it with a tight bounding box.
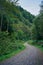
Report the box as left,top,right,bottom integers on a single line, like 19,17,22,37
11,6,35,40
0,0,35,58
0,3,35,40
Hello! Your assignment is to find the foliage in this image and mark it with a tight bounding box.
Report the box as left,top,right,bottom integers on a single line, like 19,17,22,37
0,32,25,56
31,14,43,40
0,0,35,58
28,40,43,51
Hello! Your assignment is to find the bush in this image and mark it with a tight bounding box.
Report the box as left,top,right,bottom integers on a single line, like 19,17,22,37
28,40,37,45
0,32,24,56
37,40,43,47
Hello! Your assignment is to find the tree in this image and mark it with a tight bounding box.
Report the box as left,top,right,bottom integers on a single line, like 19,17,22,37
0,0,19,32
31,1,43,40
40,1,43,14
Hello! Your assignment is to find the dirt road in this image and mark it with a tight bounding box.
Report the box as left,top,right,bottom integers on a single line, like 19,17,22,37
0,43,43,65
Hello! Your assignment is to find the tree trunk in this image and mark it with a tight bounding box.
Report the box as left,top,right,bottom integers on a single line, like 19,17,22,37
1,14,3,31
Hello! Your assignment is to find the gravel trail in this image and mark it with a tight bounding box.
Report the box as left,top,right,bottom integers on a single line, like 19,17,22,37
0,43,43,65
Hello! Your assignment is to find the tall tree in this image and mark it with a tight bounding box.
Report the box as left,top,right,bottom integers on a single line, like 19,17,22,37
40,1,43,14
31,1,43,40
0,0,19,32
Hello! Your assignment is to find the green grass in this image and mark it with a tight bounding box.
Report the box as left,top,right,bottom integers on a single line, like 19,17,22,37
0,44,25,61
28,40,43,51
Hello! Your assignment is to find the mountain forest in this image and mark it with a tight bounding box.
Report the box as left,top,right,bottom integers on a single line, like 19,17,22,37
0,0,43,61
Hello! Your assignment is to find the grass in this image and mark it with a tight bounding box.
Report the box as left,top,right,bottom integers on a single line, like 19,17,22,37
0,44,25,62
28,40,43,51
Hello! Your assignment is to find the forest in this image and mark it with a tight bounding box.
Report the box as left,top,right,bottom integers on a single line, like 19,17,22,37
0,0,43,61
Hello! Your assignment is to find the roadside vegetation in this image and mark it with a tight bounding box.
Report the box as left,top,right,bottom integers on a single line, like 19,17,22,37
0,32,25,61
29,13,43,51
28,40,43,51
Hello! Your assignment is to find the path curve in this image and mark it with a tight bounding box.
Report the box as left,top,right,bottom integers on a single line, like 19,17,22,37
0,43,43,65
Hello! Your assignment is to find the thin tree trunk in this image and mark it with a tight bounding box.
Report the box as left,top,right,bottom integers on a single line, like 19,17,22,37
7,17,9,32
1,14,3,31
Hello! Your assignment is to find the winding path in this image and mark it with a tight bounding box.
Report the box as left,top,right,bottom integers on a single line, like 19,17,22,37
0,43,43,65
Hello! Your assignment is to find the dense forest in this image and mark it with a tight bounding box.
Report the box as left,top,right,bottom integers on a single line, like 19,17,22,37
0,0,43,59
0,0,35,57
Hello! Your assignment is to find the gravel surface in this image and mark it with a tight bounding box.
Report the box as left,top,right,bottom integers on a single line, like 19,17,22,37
0,43,43,65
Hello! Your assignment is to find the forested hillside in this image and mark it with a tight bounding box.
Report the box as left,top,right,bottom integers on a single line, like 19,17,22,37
0,0,35,40
0,0,43,61
0,0,35,58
